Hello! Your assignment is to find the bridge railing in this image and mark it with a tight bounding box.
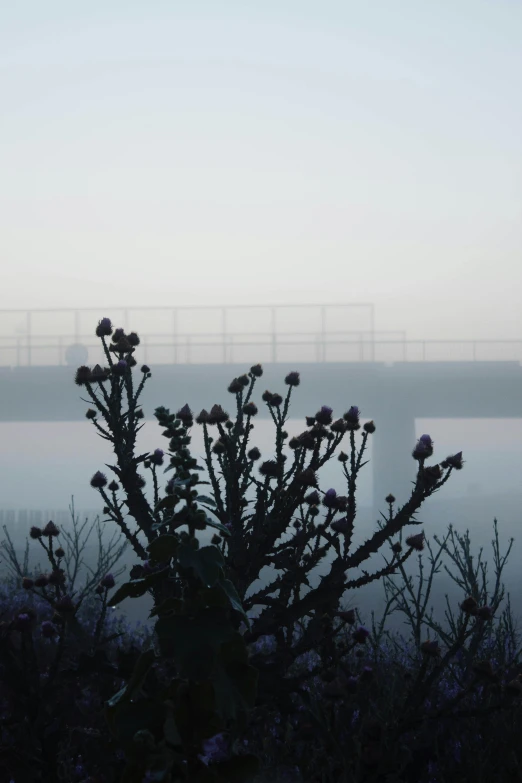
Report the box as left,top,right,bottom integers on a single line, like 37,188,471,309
0,304,520,365
0,333,521,366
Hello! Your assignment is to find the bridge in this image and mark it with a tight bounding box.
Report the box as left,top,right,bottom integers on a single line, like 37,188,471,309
0,303,521,517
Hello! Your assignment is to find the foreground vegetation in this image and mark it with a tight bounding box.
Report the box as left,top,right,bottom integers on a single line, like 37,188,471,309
1,316,521,783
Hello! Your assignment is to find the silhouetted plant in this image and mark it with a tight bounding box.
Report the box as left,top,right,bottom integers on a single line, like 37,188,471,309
3,314,522,782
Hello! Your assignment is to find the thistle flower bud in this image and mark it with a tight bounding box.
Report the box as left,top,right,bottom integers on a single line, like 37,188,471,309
305,416,316,427
111,327,125,343
285,371,300,386
405,533,425,551
96,317,113,337
141,364,150,374
322,488,337,508
208,404,229,425
304,490,320,505
476,605,494,620
412,436,433,461
196,409,210,424
335,495,348,511
228,378,243,393
86,408,97,419
48,569,66,585
212,440,226,455
22,577,34,589
309,506,320,517
315,406,333,425
247,446,261,461
420,639,441,658
43,520,60,537
250,363,263,377
90,364,110,383
30,526,43,539
259,460,281,478
90,471,108,488
176,404,193,425
296,468,317,487
150,448,164,466
288,437,301,449
331,518,351,534
343,406,360,428
363,420,376,434
385,494,396,504
297,432,315,450
330,418,347,433
127,331,140,346
40,620,58,638
238,374,249,387
338,451,349,463
391,542,402,554
34,574,49,587
55,547,65,558
112,359,128,376
100,573,115,589
271,393,283,407
54,595,76,614
135,408,145,418
75,366,92,386
441,451,464,470
108,480,119,492
353,626,370,644
460,596,479,615
242,402,258,416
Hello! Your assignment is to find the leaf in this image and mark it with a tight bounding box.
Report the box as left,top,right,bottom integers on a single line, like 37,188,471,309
203,517,231,537
177,544,225,587
109,569,167,607
195,495,216,507
154,496,177,513
147,534,179,561
106,648,155,712
149,597,184,618
219,579,251,626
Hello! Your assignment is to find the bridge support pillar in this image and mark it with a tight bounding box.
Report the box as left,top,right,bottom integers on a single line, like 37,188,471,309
371,404,417,523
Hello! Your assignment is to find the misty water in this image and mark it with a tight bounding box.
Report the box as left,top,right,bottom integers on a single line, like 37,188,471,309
1,416,521,640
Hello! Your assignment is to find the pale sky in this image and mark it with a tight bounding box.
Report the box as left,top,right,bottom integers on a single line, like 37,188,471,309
0,0,521,342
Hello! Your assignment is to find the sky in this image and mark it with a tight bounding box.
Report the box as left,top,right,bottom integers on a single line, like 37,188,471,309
0,0,521,343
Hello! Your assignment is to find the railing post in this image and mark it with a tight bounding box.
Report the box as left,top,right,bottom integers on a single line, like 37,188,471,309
172,309,178,365
222,308,227,364
370,303,375,363
321,305,326,362
271,307,276,363
26,311,32,367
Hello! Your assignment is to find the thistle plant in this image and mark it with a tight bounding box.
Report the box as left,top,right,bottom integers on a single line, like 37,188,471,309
1,313,522,781
71,317,469,764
